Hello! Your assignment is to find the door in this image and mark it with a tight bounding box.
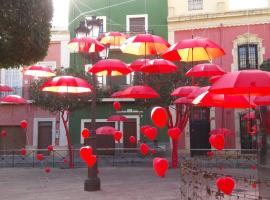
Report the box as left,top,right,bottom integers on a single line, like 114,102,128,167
123,118,137,152
38,121,52,155
189,107,211,156
0,126,26,154
84,121,115,155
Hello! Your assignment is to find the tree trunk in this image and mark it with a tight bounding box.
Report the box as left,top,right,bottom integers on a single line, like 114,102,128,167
61,110,73,168
171,139,179,168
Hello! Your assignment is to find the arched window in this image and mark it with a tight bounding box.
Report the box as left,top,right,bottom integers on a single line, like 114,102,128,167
238,44,258,70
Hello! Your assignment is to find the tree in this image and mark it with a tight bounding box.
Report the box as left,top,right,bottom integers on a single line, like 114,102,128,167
29,67,93,168
0,0,53,68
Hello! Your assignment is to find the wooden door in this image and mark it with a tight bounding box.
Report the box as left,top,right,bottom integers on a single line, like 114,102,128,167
123,118,137,152
38,121,52,155
0,126,26,154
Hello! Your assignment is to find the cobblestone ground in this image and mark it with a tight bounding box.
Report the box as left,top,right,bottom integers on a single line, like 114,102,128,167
0,167,180,200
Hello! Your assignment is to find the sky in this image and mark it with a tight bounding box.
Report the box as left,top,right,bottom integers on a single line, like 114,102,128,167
51,0,268,28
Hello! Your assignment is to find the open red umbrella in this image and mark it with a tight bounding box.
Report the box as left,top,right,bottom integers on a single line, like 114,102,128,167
171,86,199,97
120,34,170,56
187,86,210,100
107,115,128,122
254,95,270,105
209,75,222,84
174,97,193,104
0,84,13,92
186,63,225,77
40,76,93,93
209,70,270,96
24,65,56,77
98,32,127,46
161,38,225,62
0,95,27,104
96,126,117,135
140,59,178,74
88,59,131,76
243,111,256,120
112,85,159,99
129,59,151,71
68,37,105,53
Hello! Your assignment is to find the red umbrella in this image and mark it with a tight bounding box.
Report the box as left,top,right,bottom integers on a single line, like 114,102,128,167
129,59,151,71
112,85,159,99
107,115,128,122
0,95,27,104
174,97,193,104
209,75,222,84
187,86,210,99
111,90,125,98
98,32,127,46
96,126,117,135
140,59,178,74
120,34,170,56
209,70,270,96
68,37,105,53
24,65,56,77
171,86,199,97
185,63,225,77
243,111,256,120
254,95,270,105
88,59,131,76
40,76,93,93
162,38,225,62
0,84,13,92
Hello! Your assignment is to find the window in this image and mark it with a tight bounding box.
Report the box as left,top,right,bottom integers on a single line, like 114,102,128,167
188,0,203,11
1,68,23,96
85,16,106,38
238,44,258,70
127,14,148,34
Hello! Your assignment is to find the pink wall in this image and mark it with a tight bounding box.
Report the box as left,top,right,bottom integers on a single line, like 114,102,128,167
43,42,61,67
174,23,270,148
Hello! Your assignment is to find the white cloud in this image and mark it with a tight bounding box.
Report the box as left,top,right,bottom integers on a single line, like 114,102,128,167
52,0,70,28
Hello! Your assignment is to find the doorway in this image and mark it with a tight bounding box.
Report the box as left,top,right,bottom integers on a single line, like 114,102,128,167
38,121,52,155
123,118,137,152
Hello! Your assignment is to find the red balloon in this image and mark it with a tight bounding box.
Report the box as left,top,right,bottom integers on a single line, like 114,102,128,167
167,127,181,140
114,131,122,142
21,148,27,156
144,127,158,141
153,157,169,177
252,183,256,189
216,177,235,195
44,167,51,173
86,155,97,167
150,148,157,155
129,136,136,144
1,130,7,137
251,165,257,170
63,159,68,164
47,145,53,152
209,133,224,151
140,143,149,156
37,153,44,161
207,151,214,157
151,107,167,128
113,101,121,111
81,128,91,139
80,146,93,162
20,120,28,129
140,125,150,135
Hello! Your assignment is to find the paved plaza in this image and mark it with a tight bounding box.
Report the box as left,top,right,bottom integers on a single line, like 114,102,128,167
0,167,180,200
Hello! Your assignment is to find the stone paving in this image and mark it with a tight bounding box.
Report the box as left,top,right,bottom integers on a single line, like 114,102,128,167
0,167,180,200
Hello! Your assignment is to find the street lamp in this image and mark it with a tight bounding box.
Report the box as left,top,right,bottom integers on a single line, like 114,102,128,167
75,17,101,191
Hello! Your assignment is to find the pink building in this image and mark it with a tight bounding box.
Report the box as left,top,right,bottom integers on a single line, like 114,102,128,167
0,28,70,152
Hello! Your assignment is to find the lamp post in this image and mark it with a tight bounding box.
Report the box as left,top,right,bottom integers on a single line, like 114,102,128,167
75,17,102,191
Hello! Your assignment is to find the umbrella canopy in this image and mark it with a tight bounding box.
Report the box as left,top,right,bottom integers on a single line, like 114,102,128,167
40,76,93,93
96,126,117,135
187,86,210,100
209,70,270,96
111,90,125,98
0,84,13,92
99,32,127,46
185,63,225,77
210,128,234,136
140,59,178,74
24,65,56,77
254,95,270,105
243,111,256,120
120,34,170,56
88,59,131,76
107,115,128,122
174,97,193,104
161,38,225,62
129,59,151,71
68,37,105,53
0,95,27,104
171,86,199,97
192,91,256,108
209,75,222,84
112,85,160,99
